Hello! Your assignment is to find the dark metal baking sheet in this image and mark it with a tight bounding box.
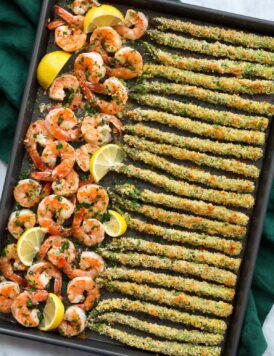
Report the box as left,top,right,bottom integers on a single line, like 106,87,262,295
0,0,274,355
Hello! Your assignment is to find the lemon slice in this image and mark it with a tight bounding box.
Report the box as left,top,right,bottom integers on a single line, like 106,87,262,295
103,210,127,237
90,144,125,183
84,5,124,33
37,51,72,90
39,293,64,331
17,227,47,266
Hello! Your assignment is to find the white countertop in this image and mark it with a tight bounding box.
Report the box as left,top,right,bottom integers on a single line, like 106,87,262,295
0,0,274,355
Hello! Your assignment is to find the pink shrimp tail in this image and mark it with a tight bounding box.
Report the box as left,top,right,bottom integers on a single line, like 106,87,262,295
32,170,54,181
48,19,65,30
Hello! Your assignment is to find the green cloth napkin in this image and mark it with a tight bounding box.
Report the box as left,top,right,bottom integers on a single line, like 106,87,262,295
0,1,273,355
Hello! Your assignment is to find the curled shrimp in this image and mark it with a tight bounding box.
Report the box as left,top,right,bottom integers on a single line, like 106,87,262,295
61,251,104,279
77,184,109,218
8,209,36,239
45,108,80,142
52,169,79,197
72,213,105,246
49,74,82,110
69,0,100,15
13,179,42,208
39,236,76,269
32,141,75,181
75,144,98,172
48,5,86,52
67,276,100,311
74,52,106,83
37,195,75,236
11,290,49,327
0,281,20,314
89,26,122,63
81,77,128,115
58,306,86,337
0,244,27,286
24,120,54,171
81,114,123,146
107,47,143,80
114,9,148,40
26,262,62,296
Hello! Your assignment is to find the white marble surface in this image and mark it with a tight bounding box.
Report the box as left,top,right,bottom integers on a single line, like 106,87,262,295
1,0,274,355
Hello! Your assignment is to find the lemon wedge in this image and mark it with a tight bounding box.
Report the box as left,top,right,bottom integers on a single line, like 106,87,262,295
37,51,72,90
90,144,125,183
17,227,47,266
39,293,64,331
103,210,127,237
84,5,124,33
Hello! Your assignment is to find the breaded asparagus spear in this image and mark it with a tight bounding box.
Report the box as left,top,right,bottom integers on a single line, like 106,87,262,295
99,251,237,286
115,185,249,226
144,42,274,80
89,298,227,334
96,312,223,345
124,134,259,178
127,109,265,145
124,123,263,160
110,163,255,208
148,29,274,65
105,237,241,271
103,268,235,301
122,146,255,193
111,193,246,239
143,63,274,95
135,78,274,116
98,279,233,317
152,17,274,50
125,215,242,256
88,320,222,356
130,93,268,131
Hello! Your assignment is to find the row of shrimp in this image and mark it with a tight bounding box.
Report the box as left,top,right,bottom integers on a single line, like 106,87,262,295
0,0,148,338
0,239,103,336
48,3,148,52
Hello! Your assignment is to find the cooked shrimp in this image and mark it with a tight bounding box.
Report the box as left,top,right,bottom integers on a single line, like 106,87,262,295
77,184,109,218
49,5,85,29
39,236,76,269
13,179,42,208
67,276,100,311
32,141,75,181
73,216,105,246
24,120,54,171
75,144,98,172
54,25,87,52
26,262,62,296
48,5,86,52
45,108,80,142
69,0,100,15
81,114,123,146
52,169,79,197
81,77,128,115
89,26,122,63
0,244,27,286
7,209,36,239
79,251,104,275
0,281,20,314
11,290,49,327
49,74,82,110
61,251,104,279
107,47,143,80
114,9,148,40
74,52,106,83
58,306,86,337
37,195,75,236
